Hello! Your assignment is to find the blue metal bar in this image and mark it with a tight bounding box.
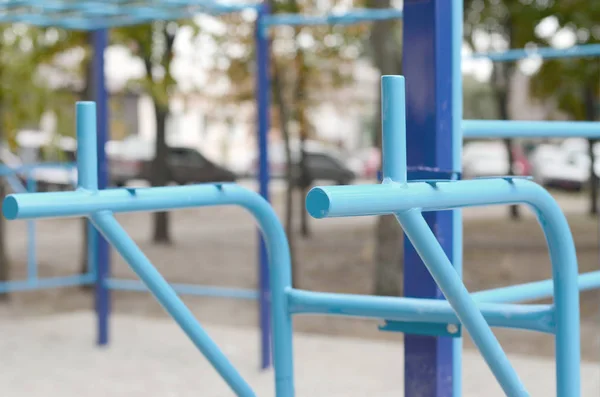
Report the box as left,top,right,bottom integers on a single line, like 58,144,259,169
76,101,98,190
397,210,527,396
262,8,402,27
0,274,95,293
306,177,581,396
91,211,257,397
472,270,600,304
287,289,556,334
463,119,600,139
26,174,37,282
469,43,600,62
255,2,271,370
381,75,407,183
92,28,110,347
451,0,464,395
106,278,259,300
403,1,455,393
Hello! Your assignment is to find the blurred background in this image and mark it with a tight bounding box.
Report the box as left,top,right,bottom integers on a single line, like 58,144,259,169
0,0,598,369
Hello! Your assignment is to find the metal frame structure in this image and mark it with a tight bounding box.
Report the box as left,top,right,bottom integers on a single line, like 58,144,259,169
1,1,600,396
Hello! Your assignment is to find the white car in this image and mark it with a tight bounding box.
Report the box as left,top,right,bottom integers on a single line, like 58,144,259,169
529,138,600,190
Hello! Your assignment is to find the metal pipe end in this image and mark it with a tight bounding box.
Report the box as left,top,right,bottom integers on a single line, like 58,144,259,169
3,195,18,220
306,187,331,219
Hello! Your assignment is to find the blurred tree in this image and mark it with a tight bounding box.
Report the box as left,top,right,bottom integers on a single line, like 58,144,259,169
463,75,500,120
364,0,404,297
527,2,600,214
0,26,87,297
113,21,198,244
464,0,557,219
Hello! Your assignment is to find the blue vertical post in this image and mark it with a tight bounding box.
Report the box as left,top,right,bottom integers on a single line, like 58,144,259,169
403,1,455,396
451,1,464,396
92,29,110,346
255,2,272,370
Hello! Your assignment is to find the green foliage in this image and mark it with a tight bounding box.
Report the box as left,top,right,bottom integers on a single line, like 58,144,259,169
0,26,85,149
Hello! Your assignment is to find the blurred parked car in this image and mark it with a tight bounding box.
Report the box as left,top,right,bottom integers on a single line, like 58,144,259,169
462,141,531,179
251,142,355,186
347,147,380,179
108,139,237,187
530,138,600,191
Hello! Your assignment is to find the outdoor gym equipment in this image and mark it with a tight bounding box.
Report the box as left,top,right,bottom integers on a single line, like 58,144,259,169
0,1,599,396
2,76,582,397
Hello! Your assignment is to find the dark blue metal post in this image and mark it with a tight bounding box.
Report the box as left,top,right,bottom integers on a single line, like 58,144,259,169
403,1,455,396
93,28,110,346
255,2,272,370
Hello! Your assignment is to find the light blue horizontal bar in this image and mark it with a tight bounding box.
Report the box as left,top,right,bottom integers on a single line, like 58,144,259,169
4,183,268,220
287,289,556,334
306,178,558,218
0,273,95,293
0,162,76,177
469,43,600,62
472,270,600,304
463,120,600,139
106,278,258,300
0,1,259,30
263,8,402,27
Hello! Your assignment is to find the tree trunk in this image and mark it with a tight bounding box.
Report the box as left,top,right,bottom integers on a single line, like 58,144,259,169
152,103,171,244
368,0,404,296
0,181,9,301
492,62,520,220
294,45,311,238
584,85,598,215
80,35,95,276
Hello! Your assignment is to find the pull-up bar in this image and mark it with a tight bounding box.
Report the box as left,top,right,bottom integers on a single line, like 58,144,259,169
463,120,600,139
262,8,402,27
469,43,600,62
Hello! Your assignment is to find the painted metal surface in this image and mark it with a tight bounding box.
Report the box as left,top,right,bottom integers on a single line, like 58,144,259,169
402,1,455,394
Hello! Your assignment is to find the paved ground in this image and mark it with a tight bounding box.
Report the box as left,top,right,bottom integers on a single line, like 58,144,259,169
0,311,598,397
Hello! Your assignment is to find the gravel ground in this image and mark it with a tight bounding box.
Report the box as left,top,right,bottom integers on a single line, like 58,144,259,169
0,311,598,397
0,186,599,364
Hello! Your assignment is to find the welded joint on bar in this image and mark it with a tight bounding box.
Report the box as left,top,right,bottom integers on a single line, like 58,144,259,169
473,175,534,184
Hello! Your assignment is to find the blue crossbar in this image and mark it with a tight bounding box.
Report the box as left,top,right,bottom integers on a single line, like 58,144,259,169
469,43,600,62
0,0,260,29
463,119,600,139
263,8,402,27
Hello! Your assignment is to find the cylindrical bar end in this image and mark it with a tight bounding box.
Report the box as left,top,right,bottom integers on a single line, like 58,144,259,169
381,75,407,183
76,101,98,190
306,187,331,219
3,195,19,220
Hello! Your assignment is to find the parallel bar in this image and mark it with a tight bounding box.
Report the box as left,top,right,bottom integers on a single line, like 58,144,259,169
307,175,581,395
263,8,402,26
472,270,600,304
306,178,569,218
463,120,600,139
106,278,259,300
469,43,600,62
4,183,273,220
91,211,257,397
287,289,556,334
0,274,95,293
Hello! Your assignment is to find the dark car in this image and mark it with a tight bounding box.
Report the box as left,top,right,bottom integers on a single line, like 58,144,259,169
110,146,237,187
290,151,356,187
